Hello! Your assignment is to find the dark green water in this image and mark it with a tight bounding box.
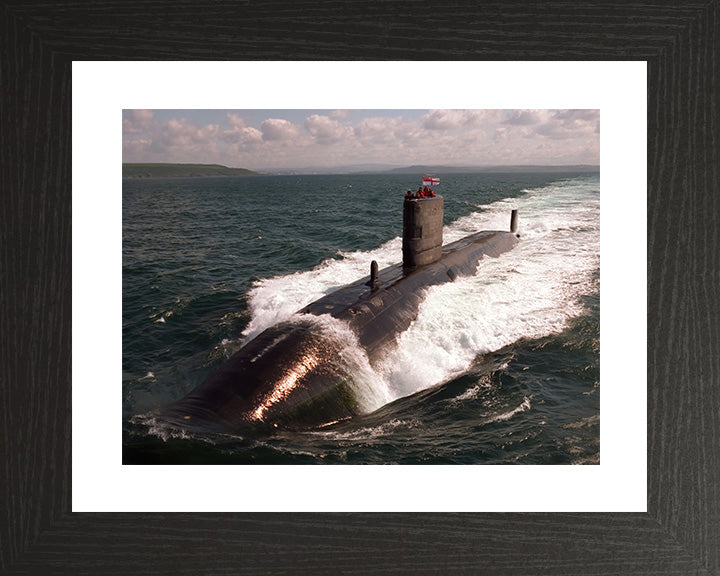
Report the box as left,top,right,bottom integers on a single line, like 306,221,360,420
123,172,599,464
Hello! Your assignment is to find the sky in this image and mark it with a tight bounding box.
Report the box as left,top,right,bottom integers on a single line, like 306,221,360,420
122,109,600,172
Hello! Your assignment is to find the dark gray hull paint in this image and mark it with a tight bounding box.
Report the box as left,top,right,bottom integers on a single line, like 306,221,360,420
158,229,519,432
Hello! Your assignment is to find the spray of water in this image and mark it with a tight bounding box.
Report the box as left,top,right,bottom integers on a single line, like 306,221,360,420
241,178,599,412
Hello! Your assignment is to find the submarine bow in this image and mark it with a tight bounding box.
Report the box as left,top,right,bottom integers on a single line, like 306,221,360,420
156,197,520,432
159,319,361,432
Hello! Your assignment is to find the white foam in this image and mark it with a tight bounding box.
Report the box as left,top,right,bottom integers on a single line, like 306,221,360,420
486,396,532,424
241,240,400,343
130,415,196,443
449,374,495,404
290,313,393,413
243,178,599,408
309,418,420,441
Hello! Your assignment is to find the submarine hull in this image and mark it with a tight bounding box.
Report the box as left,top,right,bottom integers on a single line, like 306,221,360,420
159,320,361,433
156,228,519,432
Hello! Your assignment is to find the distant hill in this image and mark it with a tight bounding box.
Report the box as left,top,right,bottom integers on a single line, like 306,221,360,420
385,164,599,175
257,163,600,175
122,163,260,178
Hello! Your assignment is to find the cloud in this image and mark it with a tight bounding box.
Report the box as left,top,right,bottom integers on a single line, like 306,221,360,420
422,109,495,130
261,118,301,141
503,109,544,126
493,127,509,143
142,118,221,162
123,138,151,157
160,118,218,147
554,109,599,123
226,112,248,129
221,113,263,145
122,109,599,169
123,109,155,134
222,126,263,145
423,110,466,130
534,109,599,140
305,114,353,143
354,116,406,144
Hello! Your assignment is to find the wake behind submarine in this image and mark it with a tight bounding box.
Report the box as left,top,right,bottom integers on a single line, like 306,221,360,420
157,186,520,433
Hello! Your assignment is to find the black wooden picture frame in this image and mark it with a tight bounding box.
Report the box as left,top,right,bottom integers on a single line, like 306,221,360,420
2,2,718,574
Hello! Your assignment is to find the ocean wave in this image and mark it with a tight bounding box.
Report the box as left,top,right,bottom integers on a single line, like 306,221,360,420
485,396,532,424
308,418,421,441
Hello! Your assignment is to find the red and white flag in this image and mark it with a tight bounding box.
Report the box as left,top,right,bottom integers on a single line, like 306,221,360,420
422,176,440,187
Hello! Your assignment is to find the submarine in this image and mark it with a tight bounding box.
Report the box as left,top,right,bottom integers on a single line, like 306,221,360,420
156,192,520,433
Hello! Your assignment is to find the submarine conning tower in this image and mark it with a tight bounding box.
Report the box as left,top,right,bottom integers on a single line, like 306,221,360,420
402,195,444,268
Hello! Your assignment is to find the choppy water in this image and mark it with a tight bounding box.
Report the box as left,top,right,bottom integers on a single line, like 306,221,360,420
123,172,599,464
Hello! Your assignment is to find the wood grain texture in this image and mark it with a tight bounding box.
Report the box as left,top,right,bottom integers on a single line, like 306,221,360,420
1,1,718,574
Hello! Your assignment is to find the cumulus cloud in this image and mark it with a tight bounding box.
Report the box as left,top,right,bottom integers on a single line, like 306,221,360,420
137,118,221,162
225,112,249,130
503,109,544,126
159,118,218,147
123,138,151,157
422,109,496,130
493,127,509,143
122,109,599,168
354,116,406,144
423,109,466,130
261,118,301,141
221,112,263,145
554,109,599,123
534,109,599,140
305,114,353,143
123,109,155,134
223,126,263,145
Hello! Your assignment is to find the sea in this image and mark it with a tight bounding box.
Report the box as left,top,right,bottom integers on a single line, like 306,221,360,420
122,172,600,465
